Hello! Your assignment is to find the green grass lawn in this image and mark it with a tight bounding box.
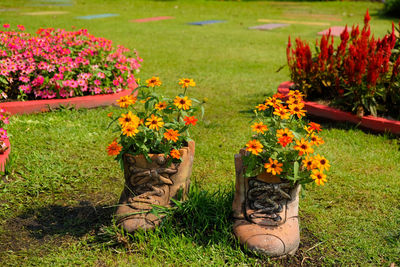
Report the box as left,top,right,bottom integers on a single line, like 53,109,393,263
1,0,400,266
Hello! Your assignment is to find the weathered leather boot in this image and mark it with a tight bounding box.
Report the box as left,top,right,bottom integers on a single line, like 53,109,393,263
232,149,300,257
116,141,195,232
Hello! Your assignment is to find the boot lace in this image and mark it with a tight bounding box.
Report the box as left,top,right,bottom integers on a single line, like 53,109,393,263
125,155,178,207
247,179,292,221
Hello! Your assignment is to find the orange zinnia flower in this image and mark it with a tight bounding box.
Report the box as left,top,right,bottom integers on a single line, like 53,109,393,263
277,136,293,147
273,92,285,99
251,122,268,134
170,149,181,159
245,139,263,155
264,158,283,175
106,140,122,156
294,138,314,156
155,101,167,111
146,76,162,87
164,129,180,142
308,122,322,133
183,116,198,126
174,96,192,110
256,103,268,111
311,169,327,186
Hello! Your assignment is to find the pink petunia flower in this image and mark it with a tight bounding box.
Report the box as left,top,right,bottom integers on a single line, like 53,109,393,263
0,128,8,139
97,72,105,79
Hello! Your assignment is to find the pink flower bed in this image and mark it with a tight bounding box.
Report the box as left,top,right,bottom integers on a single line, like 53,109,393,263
0,24,141,101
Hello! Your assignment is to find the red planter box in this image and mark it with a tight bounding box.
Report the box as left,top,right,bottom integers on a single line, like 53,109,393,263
278,82,400,134
0,139,10,172
1,88,137,115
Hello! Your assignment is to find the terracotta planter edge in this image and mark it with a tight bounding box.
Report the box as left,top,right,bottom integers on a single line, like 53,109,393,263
1,88,137,115
277,81,400,135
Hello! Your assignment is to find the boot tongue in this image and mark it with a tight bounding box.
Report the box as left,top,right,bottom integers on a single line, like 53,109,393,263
256,172,281,184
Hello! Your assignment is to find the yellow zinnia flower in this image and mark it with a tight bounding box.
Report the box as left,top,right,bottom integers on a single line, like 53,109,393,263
302,156,316,171
179,78,196,88
311,169,327,186
145,114,164,131
155,101,167,111
146,76,162,87
117,95,136,108
122,124,139,137
273,104,290,120
265,97,282,107
251,122,268,134
313,154,330,172
245,139,263,155
174,96,192,110
264,158,283,175
286,96,301,105
276,128,294,139
288,103,306,119
310,133,324,146
118,111,140,128
294,138,314,156
288,90,304,98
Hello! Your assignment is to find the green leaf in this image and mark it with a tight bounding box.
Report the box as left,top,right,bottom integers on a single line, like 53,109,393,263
293,161,299,182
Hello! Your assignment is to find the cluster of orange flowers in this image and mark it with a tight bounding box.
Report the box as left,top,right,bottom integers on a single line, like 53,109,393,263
107,77,197,160
245,91,330,186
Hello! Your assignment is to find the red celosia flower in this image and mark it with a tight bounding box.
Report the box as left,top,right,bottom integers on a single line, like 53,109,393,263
364,9,370,25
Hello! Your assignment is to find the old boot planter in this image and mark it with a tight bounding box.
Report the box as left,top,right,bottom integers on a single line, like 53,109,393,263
232,150,300,257
116,141,195,232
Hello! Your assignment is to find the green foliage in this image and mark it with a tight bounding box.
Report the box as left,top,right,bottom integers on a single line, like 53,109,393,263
243,94,328,186
383,0,400,17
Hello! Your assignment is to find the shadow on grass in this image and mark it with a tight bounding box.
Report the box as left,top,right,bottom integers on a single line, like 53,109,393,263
0,200,115,257
7,201,114,239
